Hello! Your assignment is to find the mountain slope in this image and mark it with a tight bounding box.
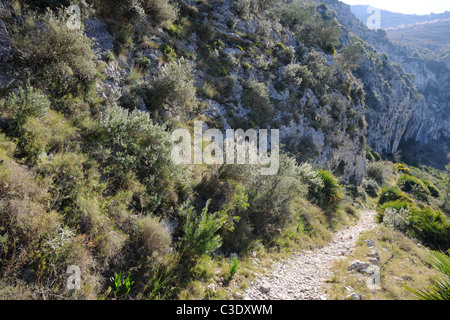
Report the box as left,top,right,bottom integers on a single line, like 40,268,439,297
350,4,450,29
386,19,450,60
320,0,450,167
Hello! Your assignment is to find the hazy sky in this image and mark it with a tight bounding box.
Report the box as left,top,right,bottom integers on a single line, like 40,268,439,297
340,0,450,15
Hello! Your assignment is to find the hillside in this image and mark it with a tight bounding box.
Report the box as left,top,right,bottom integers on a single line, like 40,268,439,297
350,4,450,29
0,0,448,302
386,19,450,60
321,0,450,169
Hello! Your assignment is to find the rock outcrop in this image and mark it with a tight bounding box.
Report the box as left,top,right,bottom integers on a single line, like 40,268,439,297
319,0,449,157
317,0,422,155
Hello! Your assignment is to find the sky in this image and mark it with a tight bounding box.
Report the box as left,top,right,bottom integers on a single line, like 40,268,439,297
340,0,450,15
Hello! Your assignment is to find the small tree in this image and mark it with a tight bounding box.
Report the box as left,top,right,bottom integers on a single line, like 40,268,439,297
10,8,96,96
178,200,228,257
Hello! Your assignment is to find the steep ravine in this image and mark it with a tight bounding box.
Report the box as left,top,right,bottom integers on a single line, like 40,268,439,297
244,210,377,300
319,0,450,156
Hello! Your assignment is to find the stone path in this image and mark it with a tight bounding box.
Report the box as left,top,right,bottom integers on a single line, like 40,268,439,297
243,210,378,300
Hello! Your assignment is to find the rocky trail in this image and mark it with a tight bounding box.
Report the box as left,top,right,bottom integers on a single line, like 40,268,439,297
244,210,378,300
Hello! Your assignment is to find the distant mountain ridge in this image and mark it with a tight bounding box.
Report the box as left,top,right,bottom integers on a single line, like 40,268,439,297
350,4,450,29
386,18,450,60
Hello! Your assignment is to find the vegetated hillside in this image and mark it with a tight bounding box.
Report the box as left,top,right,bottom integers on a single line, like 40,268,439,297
350,4,450,30
0,0,447,301
326,159,450,300
386,19,450,61
320,0,450,169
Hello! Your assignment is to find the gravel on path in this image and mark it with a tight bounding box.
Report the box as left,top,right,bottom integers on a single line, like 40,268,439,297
243,210,378,300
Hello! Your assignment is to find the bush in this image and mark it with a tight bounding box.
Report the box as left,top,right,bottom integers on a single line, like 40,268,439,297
0,154,98,297
275,1,340,54
311,170,343,209
4,85,50,127
135,216,171,260
367,162,386,185
397,174,430,201
241,80,273,125
377,200,411,223
178,200,228,257
37,152,127,265
219,154,310,251
145,58,197,117
141,0,179,29
17,110,78,161
378,187,410,205
92,106,179,212
383,207,410,232
423,180,441,198
284,63,308,88
335,40,364,73
234,0,251,19
394,163,411,174
409,207,450,250
10,9,96,96
362,178,379,198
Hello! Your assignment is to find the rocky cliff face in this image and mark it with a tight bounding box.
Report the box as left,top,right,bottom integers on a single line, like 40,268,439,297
2,0,433,182
320,0,450,154
83,0,368,183
317,0,422,155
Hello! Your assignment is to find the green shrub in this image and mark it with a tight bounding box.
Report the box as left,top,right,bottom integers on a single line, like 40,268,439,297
92,106,179,212
113,25,135,53
178,200,228,257
160,43,177,62
372,151,382,161
367,162,386,185
145,58,197,116
241,80,273,125
362,178,379,198
423,180,441,198
135,56,152,70
313,170,343,208
141,0,179,29
229,254,239,278
0,154,98,297
135,216,171,260
275,1,340,54
377,200,411,222
397,174,430,201
196,22,215,42
366,151,375,162
335,40,364,73
394,163,411,174
109,272,134,299
234,0,251,19
18,110,78,161
220,154,309,251
4,85,50,127
409,207,450,250
10,9,96,96
382,207,410,232
102,50,116,63
378,187,411,205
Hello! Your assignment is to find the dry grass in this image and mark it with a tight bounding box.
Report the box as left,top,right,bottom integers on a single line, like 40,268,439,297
325,225,442,300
